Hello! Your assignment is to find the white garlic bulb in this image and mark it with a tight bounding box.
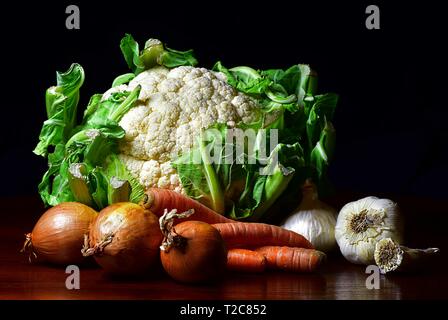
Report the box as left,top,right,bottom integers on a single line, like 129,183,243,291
281,181,337,252
335,196,403,265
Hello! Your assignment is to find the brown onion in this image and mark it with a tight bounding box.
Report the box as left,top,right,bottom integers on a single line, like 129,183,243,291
83,202,162,275
21,202,98,265
159,209,227,283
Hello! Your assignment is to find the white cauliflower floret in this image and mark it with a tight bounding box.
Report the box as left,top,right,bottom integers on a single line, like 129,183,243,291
117,66,262,191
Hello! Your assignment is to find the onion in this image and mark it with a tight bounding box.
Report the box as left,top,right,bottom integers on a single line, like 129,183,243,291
21,202,98,265
83,202,162,275
159,209,227,283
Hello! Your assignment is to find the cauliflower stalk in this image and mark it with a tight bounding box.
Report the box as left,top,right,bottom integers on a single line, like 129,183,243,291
34,34,338,221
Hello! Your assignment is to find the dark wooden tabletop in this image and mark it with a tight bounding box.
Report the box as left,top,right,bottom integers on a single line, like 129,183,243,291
1,195,447,300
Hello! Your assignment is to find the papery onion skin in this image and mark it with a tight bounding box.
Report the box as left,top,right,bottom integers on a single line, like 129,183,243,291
160,221,227,283
88,202,163,275
26,202,98,265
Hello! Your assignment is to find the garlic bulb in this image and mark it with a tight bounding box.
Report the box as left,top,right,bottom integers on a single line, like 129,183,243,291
335,196,403,265
281,181,337,252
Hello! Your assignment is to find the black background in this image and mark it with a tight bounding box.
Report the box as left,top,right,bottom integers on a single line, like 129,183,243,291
1,0,446,199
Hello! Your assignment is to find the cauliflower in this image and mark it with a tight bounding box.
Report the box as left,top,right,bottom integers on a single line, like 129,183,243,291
110,66,262,193
35,34,337,221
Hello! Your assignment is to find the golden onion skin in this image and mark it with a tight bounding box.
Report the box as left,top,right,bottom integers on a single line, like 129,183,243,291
89,202,163,275
29,202,98,265
160,221,227,283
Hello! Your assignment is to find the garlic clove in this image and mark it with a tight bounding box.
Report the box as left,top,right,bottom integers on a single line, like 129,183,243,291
374,238,404,273
374,238,440,274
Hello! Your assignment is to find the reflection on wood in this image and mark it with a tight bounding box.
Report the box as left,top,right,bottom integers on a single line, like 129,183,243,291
0,196,446,299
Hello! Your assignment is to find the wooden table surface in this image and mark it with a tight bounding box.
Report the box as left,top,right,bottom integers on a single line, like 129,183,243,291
1,195,447,300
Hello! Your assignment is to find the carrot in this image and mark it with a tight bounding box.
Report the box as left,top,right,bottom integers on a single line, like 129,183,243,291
226,249,267,273
141,188,233,224
255,246,326,273
212,222,314,249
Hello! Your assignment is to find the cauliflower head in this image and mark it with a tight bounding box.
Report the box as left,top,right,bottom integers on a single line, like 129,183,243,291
109,66,262,193
34,34,336,220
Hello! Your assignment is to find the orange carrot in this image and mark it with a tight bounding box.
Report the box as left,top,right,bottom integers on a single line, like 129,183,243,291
212,222,314,249
226,249,267,273
141,188,234,224
255,246,326,273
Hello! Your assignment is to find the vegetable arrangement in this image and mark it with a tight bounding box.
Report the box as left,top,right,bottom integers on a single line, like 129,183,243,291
22,193,326,282
27,34,440,286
